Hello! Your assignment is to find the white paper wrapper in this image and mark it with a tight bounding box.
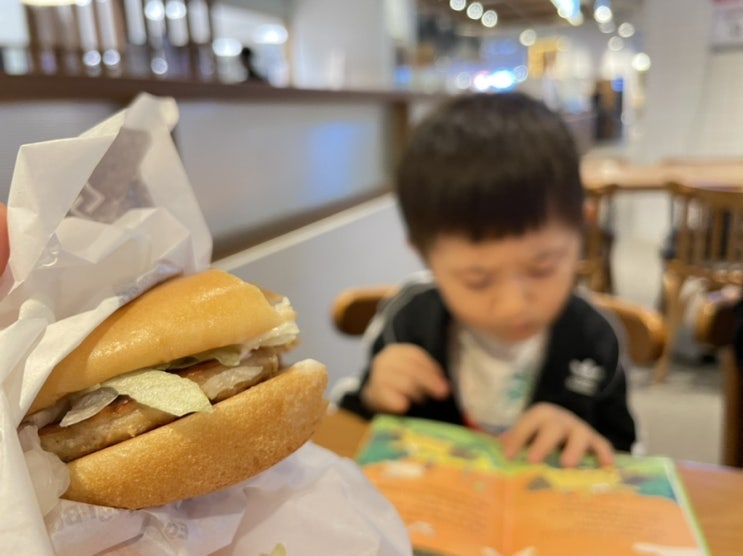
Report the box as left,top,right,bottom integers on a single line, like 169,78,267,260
44,443,411,556
0,94,412,555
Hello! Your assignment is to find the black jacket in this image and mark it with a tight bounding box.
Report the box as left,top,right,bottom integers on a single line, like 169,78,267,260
339,281,637,452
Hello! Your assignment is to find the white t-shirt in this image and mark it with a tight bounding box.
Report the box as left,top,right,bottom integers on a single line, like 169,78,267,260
449,324,548,435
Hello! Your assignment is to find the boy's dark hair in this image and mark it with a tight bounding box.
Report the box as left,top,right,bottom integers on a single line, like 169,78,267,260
396,92,584,253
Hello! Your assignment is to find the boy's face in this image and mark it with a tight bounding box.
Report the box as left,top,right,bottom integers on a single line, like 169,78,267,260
423,222,581,343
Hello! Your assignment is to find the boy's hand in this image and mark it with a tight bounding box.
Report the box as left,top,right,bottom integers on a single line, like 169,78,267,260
361,343,450,414
500,402,614,467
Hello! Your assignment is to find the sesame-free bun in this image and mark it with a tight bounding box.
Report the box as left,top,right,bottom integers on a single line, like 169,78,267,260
28,269,291,415
63,359,328,509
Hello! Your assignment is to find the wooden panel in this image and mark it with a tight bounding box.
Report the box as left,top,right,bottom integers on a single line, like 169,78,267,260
0,72,431,103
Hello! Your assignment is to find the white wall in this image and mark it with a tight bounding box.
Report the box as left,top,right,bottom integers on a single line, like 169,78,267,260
214,195,423,393
688,49,743,157
632,0,717,162
290,0,395,90
174,99,389,257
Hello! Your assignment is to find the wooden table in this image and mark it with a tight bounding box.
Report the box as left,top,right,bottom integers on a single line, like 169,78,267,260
582,159,672,192
313,409,743,556
581,159,743,192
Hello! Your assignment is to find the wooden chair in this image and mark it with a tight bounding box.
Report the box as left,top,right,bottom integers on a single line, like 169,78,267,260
694,292,743,467
579,182,617,294
654,181,743,383
332,285,399,337
332,286,666,367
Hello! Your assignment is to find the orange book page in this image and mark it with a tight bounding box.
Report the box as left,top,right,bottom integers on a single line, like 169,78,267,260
357,417,511,554
502,463,705,555
363,461,503,555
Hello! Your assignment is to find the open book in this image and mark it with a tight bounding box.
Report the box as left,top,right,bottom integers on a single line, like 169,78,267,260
356,415,709,556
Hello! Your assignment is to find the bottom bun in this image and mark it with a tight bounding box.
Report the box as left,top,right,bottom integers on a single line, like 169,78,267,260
63,359,328,509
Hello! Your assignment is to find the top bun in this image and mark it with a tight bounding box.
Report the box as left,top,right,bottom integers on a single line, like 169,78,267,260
29,269,290,415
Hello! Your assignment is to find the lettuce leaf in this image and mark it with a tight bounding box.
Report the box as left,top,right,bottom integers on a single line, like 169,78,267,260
103,369,213,416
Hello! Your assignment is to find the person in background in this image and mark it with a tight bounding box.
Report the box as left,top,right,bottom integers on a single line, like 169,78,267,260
240,46,266,83
339,92,636,467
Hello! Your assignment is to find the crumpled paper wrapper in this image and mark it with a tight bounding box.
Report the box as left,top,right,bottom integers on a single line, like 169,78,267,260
0,94,411,555
45,443,410,556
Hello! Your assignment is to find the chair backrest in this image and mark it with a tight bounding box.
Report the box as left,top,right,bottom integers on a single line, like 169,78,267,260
331,285,666,367
589,292,667,365
579,182,617,293
332,285,398,337
667,180,743,288
659,157,743,167
654,181,743,383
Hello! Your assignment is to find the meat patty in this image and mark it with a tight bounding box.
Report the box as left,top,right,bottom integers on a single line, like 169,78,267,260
38,349,279,462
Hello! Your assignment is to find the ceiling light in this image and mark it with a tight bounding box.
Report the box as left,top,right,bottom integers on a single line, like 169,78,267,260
632,52,651,72
144,0,165,21
594,0,613,24
466,2,483,20
254,24,288,45
450,0,466,12
618,22,635,38
519,29,537,47
568,12,584,26
594,6,612,23
490,70,516,91
473,71,490,92
83,51,101,67
482,9,498,28
551,0,579,19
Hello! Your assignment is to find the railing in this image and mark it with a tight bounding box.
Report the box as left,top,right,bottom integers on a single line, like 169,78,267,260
4,0,223,82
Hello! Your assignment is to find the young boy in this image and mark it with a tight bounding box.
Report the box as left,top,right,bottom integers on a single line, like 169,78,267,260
339,92,636,467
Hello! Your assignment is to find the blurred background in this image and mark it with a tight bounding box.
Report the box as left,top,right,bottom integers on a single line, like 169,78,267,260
1,0,742,465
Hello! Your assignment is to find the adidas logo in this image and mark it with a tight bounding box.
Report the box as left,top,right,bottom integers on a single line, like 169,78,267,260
565,359,605,396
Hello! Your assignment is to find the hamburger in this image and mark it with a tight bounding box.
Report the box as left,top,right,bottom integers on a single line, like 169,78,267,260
21,269,328,509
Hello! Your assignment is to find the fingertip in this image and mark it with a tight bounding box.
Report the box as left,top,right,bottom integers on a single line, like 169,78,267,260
599,450,614,467
526,447,545,464
596,440,615,467
390,396,411,414
500,440,516,460
436,382,450,399
425,377,450,400
559,452,579,468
